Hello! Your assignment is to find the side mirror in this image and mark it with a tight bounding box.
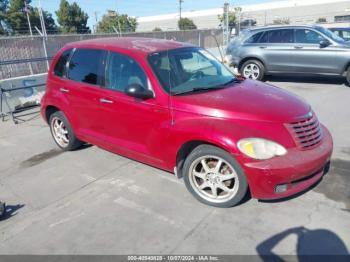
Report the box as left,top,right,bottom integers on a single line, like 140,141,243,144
320,39,331,48
125,84,154,99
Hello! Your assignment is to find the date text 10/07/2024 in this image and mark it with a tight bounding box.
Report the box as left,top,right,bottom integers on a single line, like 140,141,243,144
127,256,219,261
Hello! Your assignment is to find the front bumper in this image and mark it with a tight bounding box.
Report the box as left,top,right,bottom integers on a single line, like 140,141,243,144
241,125,333,199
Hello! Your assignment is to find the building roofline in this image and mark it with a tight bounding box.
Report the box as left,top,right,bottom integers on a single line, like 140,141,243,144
138,0,349,22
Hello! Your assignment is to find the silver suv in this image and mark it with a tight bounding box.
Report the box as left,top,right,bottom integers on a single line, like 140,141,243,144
226,25,350,85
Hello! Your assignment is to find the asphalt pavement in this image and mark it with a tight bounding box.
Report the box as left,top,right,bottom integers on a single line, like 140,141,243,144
0,75,349,256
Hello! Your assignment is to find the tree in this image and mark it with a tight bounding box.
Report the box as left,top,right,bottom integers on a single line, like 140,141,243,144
56,0,90,34
152,27,162,32
316,17,327,23
178,17,197,30
218,11,236,34
273,18,290,25
0,0,9,35
5,0,56,35
6,0,28,34
29,8,57,34
95,11,137,33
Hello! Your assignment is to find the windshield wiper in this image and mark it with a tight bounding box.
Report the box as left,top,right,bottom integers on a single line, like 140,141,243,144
220,78,240,86
171,78,242,96
172,86,226,96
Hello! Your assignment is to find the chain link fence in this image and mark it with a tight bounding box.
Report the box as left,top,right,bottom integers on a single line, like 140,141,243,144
0,29,223,80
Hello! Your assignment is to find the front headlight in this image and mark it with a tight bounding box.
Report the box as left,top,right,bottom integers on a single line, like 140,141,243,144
237,138,287,160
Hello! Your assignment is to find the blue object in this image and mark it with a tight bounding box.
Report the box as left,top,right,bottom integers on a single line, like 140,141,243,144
22,80,36,97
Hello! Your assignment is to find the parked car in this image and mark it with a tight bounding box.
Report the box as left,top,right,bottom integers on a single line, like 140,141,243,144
41,37,333,207
0,202,5,218
329,27,350,41
225,25,350,85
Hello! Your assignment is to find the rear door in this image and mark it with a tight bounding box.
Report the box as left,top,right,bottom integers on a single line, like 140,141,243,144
291,29,339,73
261,29,295,72
65,48,107,142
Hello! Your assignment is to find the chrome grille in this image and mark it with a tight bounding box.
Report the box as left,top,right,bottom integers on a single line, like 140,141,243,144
287,113,322,149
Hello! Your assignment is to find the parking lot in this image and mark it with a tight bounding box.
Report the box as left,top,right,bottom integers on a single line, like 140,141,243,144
0,75,349,256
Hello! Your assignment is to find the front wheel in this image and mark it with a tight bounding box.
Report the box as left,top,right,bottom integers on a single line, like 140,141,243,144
240,60,265,81
346,67,350,87
183,145,248,208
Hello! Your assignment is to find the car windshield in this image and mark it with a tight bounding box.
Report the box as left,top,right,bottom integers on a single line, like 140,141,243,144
316,26,345,43
148,47,236,95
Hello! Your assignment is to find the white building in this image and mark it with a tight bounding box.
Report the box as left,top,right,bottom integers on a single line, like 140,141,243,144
136,0,350,32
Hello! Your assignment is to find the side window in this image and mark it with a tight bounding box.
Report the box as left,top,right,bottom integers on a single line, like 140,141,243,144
259,32,268,43
268,29,294,43
105,52,148,92
53,49,72,77
342,30,350,40
67,49,105,85
332,30,340,37
245,32,263,44
295,29,325,44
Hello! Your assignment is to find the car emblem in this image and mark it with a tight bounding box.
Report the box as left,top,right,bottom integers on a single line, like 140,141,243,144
296,111,313,120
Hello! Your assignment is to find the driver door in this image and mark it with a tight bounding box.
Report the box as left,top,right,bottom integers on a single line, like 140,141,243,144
97,51,170,161
291,29,339,74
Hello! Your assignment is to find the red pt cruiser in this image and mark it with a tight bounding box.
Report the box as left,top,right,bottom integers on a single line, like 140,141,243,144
41,37,333,207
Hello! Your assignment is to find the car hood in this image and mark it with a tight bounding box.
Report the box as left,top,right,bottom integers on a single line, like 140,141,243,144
172,79,310,123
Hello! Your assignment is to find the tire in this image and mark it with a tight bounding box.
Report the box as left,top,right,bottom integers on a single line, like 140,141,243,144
240,59,265,81
183,145,248,208
0,202,5,218
346,68,350,87
49,111,83,151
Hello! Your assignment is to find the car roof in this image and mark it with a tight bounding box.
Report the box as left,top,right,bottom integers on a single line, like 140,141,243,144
247,24,319,33
329,27,350,30
64,37,194,55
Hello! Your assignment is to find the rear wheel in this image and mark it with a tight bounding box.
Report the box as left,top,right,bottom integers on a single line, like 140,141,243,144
49,111,83,151
183,145,248,208
240,59,265,81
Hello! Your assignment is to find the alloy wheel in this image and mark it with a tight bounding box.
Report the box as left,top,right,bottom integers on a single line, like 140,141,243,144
188,155,240,203
51,117,69,148
243,63,260,79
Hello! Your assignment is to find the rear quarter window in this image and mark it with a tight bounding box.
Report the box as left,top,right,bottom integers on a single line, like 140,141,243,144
53,49,72,77
245,32,264,43
67,48,105,85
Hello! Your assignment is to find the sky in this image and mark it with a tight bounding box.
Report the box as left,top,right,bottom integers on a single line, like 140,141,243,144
36,0,276,30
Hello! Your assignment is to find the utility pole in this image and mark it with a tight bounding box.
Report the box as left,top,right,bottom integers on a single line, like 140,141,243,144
179,0,183,20
223,2,229,46
38,0,49,70
115,0,122,36
24,0,33,36
93,11,99,33
235,7,242,36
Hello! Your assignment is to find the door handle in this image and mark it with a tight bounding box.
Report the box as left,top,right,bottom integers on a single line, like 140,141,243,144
99,98,113,104
60,87,69,93
259,46,267,49
294,46,303,49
